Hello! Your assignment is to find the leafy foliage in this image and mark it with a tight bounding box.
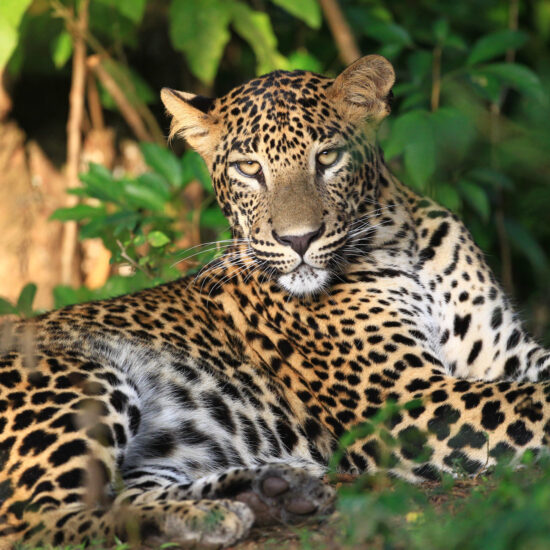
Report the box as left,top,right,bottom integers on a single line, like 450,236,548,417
50,145,228,308
334,454,550,550
0,283,39,318
168,0,320,83
0,0,33,69
348,1,550,343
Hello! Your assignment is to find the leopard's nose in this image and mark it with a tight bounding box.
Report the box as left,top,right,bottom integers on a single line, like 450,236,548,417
272,223,325,257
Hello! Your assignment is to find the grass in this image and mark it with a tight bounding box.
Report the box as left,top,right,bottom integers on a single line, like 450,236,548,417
233,453,550,550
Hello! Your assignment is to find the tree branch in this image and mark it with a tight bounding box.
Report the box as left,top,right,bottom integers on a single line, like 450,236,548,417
318,0,361,66
0,69,12,122
87,72,104,131
87,55,154,143
61,0,89,286
52,0,164,145
431,46,442,112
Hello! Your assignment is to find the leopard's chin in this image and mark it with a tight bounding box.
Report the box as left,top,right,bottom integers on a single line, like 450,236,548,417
277,264,331,296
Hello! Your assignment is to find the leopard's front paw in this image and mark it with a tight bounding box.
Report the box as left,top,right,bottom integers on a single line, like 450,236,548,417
235,465,336,526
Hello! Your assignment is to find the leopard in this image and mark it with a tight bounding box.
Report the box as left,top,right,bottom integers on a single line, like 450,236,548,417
1,54,550,549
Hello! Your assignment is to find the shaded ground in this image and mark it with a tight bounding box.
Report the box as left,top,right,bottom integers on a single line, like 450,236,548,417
228,476,485,550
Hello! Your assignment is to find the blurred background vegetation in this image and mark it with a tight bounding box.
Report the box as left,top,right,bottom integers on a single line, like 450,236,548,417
0,0,548,345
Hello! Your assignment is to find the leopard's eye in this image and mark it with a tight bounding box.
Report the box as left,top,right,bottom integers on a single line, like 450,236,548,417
234,160,262,177
317,149,342,167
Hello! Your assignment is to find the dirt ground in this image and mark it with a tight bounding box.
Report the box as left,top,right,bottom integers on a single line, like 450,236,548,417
225,478,482,550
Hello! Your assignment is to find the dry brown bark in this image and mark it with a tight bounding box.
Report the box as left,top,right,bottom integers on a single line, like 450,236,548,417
0,123,67,310
0,70,12,122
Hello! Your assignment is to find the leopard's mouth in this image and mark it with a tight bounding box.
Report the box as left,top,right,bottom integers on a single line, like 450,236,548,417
277,264,331,296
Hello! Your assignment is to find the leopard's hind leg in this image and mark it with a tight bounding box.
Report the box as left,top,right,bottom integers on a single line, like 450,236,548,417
12,496,253,549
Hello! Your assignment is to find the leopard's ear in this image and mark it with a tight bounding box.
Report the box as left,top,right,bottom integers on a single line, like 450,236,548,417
160,88,219,160
328,55,395,123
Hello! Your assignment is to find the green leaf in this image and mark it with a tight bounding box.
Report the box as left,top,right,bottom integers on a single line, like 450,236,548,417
435,184,461,212
114,0,147,23
231,3,288,75
431,107,475,162
287,50,322,72
0,0,33,70
181,151,213,191
467,30,528,66
53,272,166,309
51,30,72,69
16,283,37,317
407,50,432,85
148,231,171,248
383,114,413,159
400,92,428,111
79,216,112,240
458,180,490,222
505,219,549,273
468,168,515,191
377,43,404,61
433,19,449,44
269,0,321,29
535,0,550,39
364,19,412,47
385,111,435,190
201,207,228,229
66,188,89,197
140,143,182,187
103,211,141,231
133,234,146,247
79,163,122,203
0,0,32,28
169,0,232,85
468,72,502,103
136,173,172,201
445,33,467,52
404,113,435,191
123,181,167,212
50,204,106,222
90,0,139,47
0,297,16,315
392,83,418,98
82,162,116,183
481,63,546,102
53,285,99,309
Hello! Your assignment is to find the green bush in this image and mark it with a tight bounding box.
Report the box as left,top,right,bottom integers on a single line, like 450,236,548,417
49,144,231,308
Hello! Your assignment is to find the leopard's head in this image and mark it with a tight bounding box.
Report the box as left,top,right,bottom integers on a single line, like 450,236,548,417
161,55,395,296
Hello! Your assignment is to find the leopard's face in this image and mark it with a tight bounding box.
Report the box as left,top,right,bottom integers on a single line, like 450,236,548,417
211,75,375,296
162,56,395,295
